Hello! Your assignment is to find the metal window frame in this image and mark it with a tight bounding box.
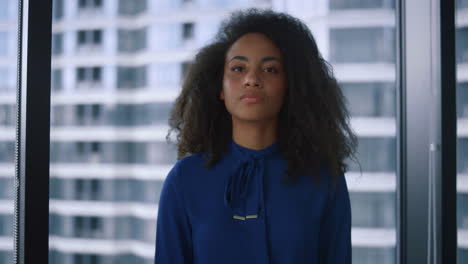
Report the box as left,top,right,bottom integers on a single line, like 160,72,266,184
12,0,458,263
14,0,52,263
397,0,457,263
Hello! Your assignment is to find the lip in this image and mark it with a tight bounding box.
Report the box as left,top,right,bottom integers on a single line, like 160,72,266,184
240,92,264,100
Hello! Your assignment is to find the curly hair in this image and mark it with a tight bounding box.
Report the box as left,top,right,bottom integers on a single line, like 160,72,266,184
166,8,361,185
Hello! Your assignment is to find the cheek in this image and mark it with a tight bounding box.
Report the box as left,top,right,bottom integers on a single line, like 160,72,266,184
222,79,239,100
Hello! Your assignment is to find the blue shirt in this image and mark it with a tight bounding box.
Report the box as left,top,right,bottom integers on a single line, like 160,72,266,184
154,139,352,264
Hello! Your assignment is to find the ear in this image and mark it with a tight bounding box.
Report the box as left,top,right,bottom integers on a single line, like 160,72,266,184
219,90,224,100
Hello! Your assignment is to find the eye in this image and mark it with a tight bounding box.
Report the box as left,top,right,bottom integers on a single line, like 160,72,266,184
231,66,244,72
264,67,278,73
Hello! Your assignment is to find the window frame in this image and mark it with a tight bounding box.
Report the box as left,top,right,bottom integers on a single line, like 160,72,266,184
13,0,457,263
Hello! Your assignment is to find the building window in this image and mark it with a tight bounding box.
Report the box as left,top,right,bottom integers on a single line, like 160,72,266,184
341,82,395,117
52,0,64,20
0,215,13,236
51,68,63,91
458,83,468,118
330,0,395,10
75,104,103,126
0,104,15,126
75,178,101,200
182,22,194,40
76,66,102,88
78,0,103,9
77,29,102,52
353,247,395,264
117,27,147,52
91,104,101,121
118,0,147,16
458,194,468,229
74,216,103,238
73,253,101,264
52,33,63,55
0,68,9,91
0,32,8,56
330,27,395,63
117,66,147,89
181,61,192,82
350,193,395,227
458,138,468,173
457,27,468,63
0,141,15,163
0,0,8,19
348,137,396,172
457,0,468,9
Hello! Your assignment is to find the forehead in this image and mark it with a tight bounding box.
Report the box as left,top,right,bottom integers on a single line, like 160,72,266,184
225,33,283,60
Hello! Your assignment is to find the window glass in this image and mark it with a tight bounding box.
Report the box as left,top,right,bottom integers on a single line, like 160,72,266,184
0,1,17,263
47,1,399,264
457,1,468,263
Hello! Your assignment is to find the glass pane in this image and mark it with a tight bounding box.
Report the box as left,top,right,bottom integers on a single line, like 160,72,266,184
456,1,468,263
0,0,17,263
48,1,398,264
48,0,176,263
326,3,397,263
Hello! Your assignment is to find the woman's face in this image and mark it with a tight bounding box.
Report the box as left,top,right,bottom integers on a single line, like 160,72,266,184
220,33,287,124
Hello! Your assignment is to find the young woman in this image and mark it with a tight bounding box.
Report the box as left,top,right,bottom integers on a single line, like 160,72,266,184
154,8,360,264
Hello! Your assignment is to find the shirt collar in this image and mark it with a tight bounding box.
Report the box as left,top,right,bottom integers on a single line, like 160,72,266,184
224,139,279,221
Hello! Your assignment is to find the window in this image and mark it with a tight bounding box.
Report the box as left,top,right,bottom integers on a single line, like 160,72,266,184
457,3,468,263
458,138,468,173
117,27,147,52
458,83,468,118
350,193,395,227
77,29,102,51
78,0,103,9
91,104,101,121
0,141,15,163
41,1,402,264
330,0,395,10
0,214,13,236
52,0,64,20
76,66,102,88
457,27,468,63
117,66,147,89
75,178,103,201
0,104,15,126
52,33,63,55
75,104,103,126
118,0,147,16
458,0,468,9
51,68,63,91
341,82,395,117
0,0,8,19
350,137,396,172
74,216,103,238
353,248,395,264
0,68,9,91
74,253,101,264
182,22,194,40
330,27,395,63
181,61,192,82
0,32,8,56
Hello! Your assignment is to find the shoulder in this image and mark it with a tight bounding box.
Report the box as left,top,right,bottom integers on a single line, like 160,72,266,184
319,167,348,193
164,152,208,187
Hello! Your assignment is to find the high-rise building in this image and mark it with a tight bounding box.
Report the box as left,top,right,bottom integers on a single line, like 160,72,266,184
0,0,466,263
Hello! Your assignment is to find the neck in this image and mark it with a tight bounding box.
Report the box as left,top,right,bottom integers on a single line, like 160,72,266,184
231,117,278,150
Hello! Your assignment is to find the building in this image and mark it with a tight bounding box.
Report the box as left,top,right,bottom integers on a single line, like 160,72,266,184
0,0,466,263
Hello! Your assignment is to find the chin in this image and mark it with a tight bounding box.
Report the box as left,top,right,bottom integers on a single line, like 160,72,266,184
234,113,276,123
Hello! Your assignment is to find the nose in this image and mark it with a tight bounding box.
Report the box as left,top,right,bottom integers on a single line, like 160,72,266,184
243,69,261,88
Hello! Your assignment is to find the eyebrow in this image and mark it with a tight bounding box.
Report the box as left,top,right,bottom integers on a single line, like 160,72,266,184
228,56,281,63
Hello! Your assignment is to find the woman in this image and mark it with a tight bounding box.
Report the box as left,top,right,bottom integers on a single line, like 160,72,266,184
154,8,360,264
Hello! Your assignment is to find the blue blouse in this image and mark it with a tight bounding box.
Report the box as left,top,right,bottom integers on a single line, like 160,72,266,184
154,139,352,264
